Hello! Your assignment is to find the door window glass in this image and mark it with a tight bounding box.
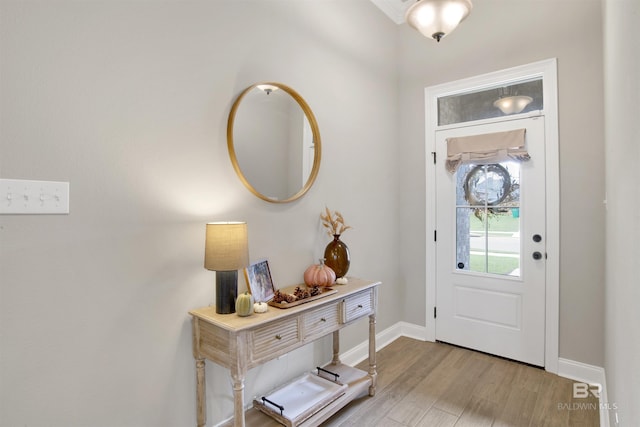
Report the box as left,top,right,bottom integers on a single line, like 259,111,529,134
455,161,521,276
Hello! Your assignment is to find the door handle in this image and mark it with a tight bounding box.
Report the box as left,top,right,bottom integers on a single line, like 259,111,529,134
532,251,543,260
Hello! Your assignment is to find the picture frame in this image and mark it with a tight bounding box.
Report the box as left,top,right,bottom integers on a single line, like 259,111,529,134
244,259,275,303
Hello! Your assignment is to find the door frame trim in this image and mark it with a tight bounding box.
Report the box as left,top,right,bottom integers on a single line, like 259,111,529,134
424,58,559,373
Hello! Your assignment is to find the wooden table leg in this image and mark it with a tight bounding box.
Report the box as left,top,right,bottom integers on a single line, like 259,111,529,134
196,358,206,427
368,314,377,396
231,370,246,427
332,330,341,365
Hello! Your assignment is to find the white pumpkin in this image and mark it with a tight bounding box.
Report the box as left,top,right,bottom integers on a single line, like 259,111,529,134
254,301,268,313
336,277,348,285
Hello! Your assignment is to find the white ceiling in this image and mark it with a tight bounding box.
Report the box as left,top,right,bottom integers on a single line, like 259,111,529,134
370,0,414,24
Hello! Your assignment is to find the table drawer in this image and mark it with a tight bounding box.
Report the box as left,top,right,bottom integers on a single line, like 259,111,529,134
251,317,300,362
303,302,340,340
341,289,375,323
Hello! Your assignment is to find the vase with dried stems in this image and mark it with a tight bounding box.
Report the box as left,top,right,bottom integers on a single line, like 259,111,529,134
320,207,351,278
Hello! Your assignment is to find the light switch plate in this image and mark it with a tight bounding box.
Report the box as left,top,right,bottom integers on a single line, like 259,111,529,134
0,179,70,214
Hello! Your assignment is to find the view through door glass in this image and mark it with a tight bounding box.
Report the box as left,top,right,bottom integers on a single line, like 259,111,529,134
456,161,521,277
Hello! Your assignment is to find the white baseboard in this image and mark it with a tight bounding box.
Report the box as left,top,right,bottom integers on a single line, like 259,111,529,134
599,372,611,427
558,358,609,427
558,357,606,385
340,321,428,366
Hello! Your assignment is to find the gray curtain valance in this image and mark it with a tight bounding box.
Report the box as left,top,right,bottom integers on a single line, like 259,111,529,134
446,128,530,173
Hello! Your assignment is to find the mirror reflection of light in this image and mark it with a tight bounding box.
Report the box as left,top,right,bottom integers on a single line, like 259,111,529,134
256,84,279,95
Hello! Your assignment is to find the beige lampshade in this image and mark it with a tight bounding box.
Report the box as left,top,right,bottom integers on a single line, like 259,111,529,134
204,222,249,271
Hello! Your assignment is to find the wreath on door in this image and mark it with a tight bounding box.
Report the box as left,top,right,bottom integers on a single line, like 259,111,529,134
463,164,518,221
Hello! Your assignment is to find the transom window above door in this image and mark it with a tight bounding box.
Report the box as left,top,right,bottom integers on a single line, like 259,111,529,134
438,78,543,126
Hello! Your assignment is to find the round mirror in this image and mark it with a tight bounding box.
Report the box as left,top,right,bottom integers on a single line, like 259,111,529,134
227,82,321,203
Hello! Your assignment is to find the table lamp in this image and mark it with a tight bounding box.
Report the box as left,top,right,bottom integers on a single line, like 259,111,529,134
204,222,249,314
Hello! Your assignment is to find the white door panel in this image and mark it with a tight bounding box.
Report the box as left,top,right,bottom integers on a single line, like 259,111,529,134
436,117,546,366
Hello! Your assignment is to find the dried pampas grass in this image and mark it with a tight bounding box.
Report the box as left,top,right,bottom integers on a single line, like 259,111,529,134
320,207,352,237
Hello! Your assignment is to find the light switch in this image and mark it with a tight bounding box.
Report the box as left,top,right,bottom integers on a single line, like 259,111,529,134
0,179,69,214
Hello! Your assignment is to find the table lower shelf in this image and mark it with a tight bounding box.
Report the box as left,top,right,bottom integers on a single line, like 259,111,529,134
221,363,372,427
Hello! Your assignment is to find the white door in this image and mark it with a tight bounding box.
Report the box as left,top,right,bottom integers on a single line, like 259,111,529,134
435,116,546,366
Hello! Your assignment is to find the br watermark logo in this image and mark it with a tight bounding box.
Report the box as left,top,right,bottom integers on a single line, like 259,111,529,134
573,382,601,399
557,382,618,411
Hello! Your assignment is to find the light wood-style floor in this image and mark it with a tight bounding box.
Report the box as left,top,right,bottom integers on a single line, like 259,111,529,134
241,337,600,426
324,337,600,427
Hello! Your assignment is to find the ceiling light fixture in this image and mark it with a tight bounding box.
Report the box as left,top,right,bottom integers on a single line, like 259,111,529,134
405,0,473,42
493,95,533,115
493,86,533,115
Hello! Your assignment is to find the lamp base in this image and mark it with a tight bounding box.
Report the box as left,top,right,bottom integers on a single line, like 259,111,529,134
215,270,238,314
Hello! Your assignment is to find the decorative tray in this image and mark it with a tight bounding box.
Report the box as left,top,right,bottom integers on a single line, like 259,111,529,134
268,285,337,309
253,372,346,427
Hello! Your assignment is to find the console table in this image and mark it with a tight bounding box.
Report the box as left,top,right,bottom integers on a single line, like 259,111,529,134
189,277,380,427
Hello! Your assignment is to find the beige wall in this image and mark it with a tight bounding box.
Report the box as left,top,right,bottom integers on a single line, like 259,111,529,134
0,1,399,425
1,0,624,425
604,0,640,424
397,0,606,367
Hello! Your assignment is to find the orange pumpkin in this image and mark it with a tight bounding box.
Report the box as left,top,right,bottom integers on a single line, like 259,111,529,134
304,259,336,287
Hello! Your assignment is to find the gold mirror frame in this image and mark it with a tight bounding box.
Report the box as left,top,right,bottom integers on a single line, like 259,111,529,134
227,82,322,203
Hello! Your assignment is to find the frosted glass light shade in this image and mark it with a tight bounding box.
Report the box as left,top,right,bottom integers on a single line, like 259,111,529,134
256,84,279,94
204,222,249,271
493,96,533,115
405,0,473,42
